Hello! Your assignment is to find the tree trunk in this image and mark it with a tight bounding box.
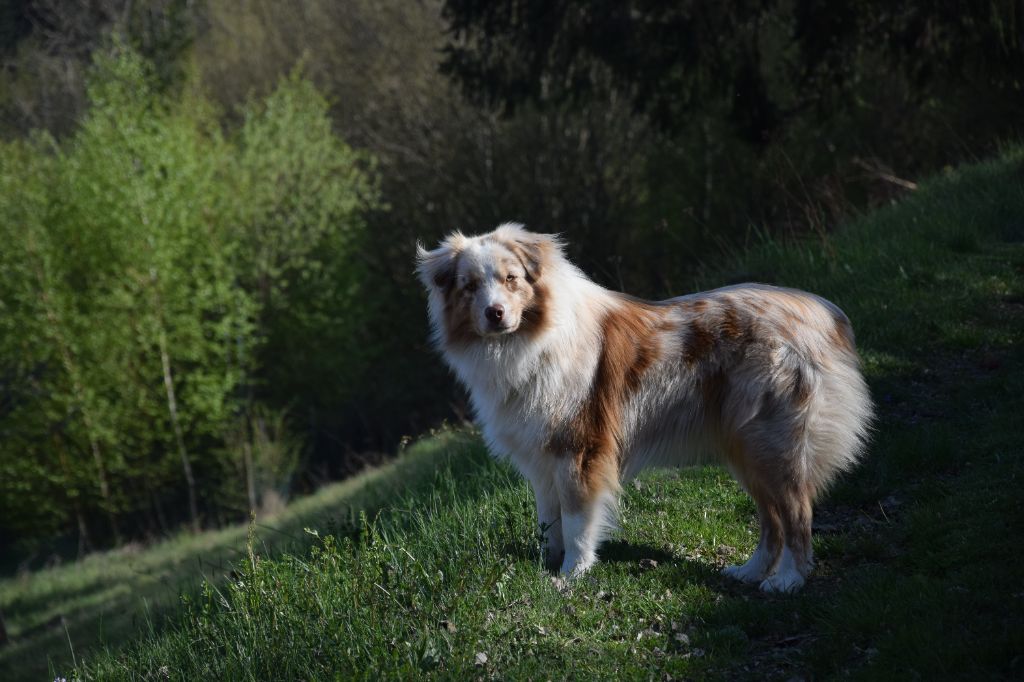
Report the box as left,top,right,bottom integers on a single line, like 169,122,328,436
151,483,169,535
83,427,118,539
243,439,257,514
60,332,120,544
75,508,91,558
158,328,201,533
702,116,714,228
56,437,94,555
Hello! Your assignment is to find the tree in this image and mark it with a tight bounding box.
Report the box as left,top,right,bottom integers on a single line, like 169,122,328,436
441,1,1024,144
0,0,197,136
0,46,382,550
0,134,115,547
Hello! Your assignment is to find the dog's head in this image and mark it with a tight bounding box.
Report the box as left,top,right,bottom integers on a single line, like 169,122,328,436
416,223,560,343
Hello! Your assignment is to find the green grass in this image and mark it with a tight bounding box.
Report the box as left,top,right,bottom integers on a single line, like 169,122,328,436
5,150,1024,680
0,431,485,680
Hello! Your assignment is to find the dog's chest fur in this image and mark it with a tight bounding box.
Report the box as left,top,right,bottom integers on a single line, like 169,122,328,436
445,310,602,470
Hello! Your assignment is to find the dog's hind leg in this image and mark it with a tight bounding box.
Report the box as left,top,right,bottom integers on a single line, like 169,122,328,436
759,483,813,593
721,392,816,593
722,496,783,584
720,434,784,585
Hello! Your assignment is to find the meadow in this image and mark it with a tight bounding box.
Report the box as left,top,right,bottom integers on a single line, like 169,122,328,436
2,149,1021,680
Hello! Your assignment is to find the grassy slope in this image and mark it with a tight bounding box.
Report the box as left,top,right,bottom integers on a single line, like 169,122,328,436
5,150,1023,680
0,432,483,680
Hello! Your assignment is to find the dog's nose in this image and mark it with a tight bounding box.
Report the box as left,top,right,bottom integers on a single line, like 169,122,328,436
485,304,504,323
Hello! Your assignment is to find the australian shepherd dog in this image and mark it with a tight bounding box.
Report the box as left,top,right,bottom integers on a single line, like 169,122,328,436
417,223,872,593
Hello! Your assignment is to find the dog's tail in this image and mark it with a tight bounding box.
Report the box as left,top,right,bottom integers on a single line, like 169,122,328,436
800,347,874,500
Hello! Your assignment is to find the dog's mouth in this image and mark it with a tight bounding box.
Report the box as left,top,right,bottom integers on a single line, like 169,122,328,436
482,319,519,337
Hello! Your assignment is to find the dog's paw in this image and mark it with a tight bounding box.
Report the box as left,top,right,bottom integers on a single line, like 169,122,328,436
758,570,805,594
559,554,595,579
722,563,767,584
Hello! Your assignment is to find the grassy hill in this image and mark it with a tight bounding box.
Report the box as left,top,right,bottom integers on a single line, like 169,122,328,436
0,434,485,680
4,150,1024,680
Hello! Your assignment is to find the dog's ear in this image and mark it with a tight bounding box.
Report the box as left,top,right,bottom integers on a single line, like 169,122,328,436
416,231,467,291
492,222,563,283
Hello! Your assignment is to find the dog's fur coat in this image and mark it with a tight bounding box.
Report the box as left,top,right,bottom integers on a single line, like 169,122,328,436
417,224,872,592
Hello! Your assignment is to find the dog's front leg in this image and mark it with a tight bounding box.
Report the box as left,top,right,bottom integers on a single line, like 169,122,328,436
555,458,618,578
529,477,564,570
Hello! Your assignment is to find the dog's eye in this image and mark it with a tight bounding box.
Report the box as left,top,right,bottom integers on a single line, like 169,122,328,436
506,273,517,282
464,281,478,293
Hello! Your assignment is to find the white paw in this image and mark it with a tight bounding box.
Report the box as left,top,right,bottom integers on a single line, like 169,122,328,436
559,553,595,578
758,570,805,594
722,563,767,584
722,542,771,584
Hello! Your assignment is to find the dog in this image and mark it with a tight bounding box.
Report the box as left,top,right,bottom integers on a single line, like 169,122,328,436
416,223,872,593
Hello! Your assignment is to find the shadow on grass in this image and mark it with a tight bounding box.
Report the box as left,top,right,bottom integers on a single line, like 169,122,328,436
605,541,734,596
600,539,677,566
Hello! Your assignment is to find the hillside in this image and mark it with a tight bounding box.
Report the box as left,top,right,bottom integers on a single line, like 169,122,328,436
4,150,1024,680
0,434,486,680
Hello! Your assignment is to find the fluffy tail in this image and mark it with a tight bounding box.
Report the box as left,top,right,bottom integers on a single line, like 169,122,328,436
802,352,874,499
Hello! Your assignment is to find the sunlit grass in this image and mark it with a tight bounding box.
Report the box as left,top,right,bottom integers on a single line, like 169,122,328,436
0,430,485,679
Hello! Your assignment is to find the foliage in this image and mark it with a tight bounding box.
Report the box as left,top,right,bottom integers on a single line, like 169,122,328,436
438,0,1024,293
441,1,1024,142
231,71,381,457
0,0,197,135
223,404,303,517
0,47,378,551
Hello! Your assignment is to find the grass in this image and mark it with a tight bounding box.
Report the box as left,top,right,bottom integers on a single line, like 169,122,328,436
0,432,484,680
4,150,1024,680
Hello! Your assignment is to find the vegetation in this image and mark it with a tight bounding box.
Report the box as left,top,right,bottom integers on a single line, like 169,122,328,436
0,432,481,680
0,47,378,550
442,1,1024,142
0,146,1017,680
